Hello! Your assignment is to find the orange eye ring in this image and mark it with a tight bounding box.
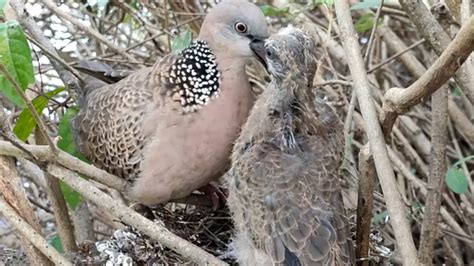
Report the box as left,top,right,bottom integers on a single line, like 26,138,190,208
234,22,248,33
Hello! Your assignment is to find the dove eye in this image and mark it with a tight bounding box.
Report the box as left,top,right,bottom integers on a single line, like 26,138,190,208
234,22,248,33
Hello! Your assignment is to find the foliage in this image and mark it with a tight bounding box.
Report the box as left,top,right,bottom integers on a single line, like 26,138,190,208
171,29,193,52
57,107,85,210
354,13,384,33
260,5,290,17
0,20,34,107
445,155,473,194
13,87,64,141
48,234,64,253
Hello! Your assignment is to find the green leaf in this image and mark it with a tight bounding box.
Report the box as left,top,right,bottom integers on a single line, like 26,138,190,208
0,20,34,107
260,4,290,17
60,180,81,210
57,107,85,210
371,210,389,225
48,234,64,253
351,0,381,10
451,86,462,96
445,167,469,194
354,13,383,33
171,29,192,52
13,87,64,141
58,107,83,159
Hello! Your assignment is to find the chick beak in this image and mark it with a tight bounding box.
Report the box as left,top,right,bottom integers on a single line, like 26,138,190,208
249,37,267,69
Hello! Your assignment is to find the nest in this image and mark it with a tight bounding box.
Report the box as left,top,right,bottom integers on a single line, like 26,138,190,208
74,205,235,265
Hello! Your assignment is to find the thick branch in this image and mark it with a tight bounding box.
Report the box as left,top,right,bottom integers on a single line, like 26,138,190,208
0,141,128,191
0,198,72,265
47,164,227,266
381,16,474,137
378,25,474,146
399,0,474,105
334,1,419,264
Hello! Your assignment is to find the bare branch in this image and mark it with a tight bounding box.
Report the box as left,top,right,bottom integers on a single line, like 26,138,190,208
334,1,419,264
399,0,474,105
47,164,228,266
418,84,449,263
0,197,72,265
380,16,474,137
356,146,375,265
0,141,128,191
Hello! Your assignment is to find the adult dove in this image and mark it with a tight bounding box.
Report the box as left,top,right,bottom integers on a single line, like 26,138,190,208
72,0,269,207
228,27,354,265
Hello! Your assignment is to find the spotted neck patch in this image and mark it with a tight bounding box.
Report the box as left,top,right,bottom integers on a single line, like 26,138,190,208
168,41,221,112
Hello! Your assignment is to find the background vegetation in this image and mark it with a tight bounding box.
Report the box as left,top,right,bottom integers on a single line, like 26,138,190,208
0,0,472,264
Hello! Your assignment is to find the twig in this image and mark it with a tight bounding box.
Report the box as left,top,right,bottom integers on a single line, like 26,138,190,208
380,16,474,138
0,198,72,266
42,0,133,60
367,39,425,74
356,145,375,266
315,80,353,87
0,64,56,152
418,83,449,263
363,0,384,64
387,147,472,244
25,35,83,82
334,1,419,264
47,164,228,266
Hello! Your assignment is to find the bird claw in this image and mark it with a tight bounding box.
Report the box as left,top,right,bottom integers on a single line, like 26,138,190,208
197,183,228,210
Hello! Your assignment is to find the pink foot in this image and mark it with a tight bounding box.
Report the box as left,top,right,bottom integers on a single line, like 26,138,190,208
197,183,228,210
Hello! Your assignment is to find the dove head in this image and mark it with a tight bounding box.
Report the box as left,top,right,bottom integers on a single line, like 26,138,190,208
198,0,269,64
251,26,318,86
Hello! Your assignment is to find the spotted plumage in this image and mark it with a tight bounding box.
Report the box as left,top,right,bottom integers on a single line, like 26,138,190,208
228,27,354,265
166,41,221,112
72,0,269,206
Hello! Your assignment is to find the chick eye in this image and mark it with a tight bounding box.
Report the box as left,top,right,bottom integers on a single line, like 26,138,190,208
234,22,248,33
266,49,273,57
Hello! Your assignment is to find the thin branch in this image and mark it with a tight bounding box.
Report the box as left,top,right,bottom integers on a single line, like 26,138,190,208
36,127,77,252
0,197,72,265
47,164,228,266
334,1,419,264
418,83,449,263
356,145,375,266
42,0,133,60
26,35,83,82
380,16,474,138
363,0,384,64
367,39,425,74
0,64,56,152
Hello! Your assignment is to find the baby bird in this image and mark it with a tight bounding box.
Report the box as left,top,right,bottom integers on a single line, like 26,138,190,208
72,0,268,207
228,27,354,265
